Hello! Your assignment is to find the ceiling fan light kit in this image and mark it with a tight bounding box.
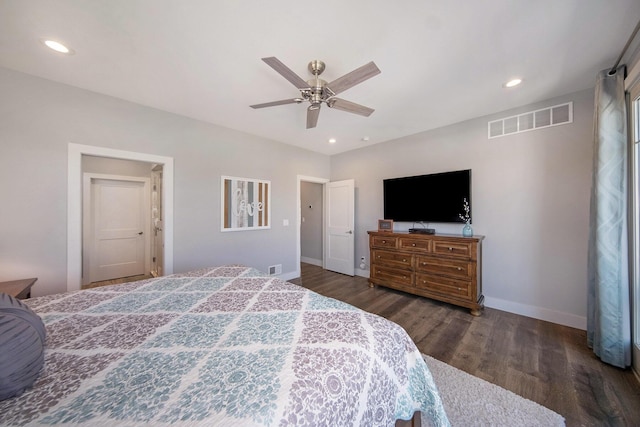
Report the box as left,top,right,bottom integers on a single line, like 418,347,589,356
250,57,381,129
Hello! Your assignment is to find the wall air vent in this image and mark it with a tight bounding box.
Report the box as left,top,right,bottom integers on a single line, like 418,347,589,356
488,102,573,139
268,264,282,276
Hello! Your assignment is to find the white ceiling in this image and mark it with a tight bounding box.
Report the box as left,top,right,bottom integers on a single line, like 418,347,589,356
1,1,639,155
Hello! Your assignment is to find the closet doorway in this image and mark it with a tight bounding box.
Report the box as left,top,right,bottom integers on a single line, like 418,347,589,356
67,143,174,292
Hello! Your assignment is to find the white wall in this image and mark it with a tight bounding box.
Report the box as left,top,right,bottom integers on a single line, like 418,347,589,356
331,89,594,329
0,67,330,296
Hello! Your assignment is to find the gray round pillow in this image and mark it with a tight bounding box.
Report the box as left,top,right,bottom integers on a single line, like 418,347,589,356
0,292,46,400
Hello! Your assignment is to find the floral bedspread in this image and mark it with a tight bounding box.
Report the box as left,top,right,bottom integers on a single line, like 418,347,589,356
0,265,449,426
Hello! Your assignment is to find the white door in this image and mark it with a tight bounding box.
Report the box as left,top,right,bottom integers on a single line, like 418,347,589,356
88,177,149,283
325,179,355,276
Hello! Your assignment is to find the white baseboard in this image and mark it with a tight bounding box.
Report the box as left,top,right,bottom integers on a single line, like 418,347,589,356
484,296,587,330
300,256,323,267
295,265,586,330
355,268,370,279
279,270,299,282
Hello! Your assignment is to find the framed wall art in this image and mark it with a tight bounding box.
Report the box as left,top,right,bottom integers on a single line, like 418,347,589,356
221,176,270,231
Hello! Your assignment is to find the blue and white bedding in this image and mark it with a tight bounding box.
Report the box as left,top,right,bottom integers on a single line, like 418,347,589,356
0,265,449,426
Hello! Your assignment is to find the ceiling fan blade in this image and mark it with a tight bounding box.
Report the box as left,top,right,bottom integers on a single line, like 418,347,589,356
307,105,321,129
262,57,311,90
326,61,381,95
250,98,303,109
327,98,375,117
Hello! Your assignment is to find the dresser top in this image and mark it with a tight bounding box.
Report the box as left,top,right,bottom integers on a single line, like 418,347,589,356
368,230,484,241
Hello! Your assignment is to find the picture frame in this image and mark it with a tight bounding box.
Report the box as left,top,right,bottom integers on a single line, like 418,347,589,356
221,175,271,231
378,219,394,232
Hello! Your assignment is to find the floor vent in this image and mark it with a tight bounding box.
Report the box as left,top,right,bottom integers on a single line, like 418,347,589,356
488,102,573,139
268,264,282,275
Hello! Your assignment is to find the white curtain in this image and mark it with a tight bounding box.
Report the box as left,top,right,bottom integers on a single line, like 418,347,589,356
587,65,631,368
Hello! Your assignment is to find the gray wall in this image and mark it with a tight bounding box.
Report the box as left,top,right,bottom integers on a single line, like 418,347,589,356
300,181,323,263
0,65,595,328
331,88,594,328
0,67,330,296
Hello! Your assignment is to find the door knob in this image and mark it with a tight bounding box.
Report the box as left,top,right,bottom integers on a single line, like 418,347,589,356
138,232,143,235
346,230,353,234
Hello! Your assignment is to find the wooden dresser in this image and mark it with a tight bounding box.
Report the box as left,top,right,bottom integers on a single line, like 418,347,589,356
368,231,484,315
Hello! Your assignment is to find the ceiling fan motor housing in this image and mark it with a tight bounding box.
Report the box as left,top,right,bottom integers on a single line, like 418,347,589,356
306,78,328,104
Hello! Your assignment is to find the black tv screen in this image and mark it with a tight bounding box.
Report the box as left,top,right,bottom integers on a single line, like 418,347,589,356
383,169,471,223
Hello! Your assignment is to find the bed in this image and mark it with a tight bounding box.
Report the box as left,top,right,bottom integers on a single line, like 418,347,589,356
0,265,449,426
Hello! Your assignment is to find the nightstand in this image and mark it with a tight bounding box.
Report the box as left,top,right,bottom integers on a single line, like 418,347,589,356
0,278,38,299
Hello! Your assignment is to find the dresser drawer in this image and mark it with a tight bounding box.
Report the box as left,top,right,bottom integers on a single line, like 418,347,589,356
371,265,413,286
372,250,412,269
432,240,473,259
398,237,431,252
415,274,472,300
416,256,473,279
371,235,398,249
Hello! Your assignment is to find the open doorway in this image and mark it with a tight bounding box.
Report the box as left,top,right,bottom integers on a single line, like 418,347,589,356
296,175,355,278
67,143,174,292
300,181,324,267
296,176,329,279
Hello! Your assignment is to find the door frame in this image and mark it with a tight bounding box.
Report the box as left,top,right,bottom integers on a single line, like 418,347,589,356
82,173,151,286
67,143,174,292
627,74,640,378
296,175,329,278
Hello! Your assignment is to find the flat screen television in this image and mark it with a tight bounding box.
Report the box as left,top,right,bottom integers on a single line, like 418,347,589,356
383,169,471,223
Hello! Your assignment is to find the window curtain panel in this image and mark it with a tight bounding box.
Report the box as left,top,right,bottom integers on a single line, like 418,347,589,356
587,65,631,368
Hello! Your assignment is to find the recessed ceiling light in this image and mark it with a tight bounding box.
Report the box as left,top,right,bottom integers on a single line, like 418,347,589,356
504,78,522,88
328,138,337,144
41,39,75,55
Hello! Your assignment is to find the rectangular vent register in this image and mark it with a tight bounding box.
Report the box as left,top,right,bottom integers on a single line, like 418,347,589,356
488,102,572,139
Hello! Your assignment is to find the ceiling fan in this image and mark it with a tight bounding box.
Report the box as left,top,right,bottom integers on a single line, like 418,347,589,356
250,57,381,129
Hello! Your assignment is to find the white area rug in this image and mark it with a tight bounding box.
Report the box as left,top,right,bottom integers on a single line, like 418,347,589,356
422,355,565,427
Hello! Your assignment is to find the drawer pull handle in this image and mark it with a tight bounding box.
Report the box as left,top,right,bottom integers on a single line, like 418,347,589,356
448,247,453,251
382,240,386,244
457,267,462,271
377,255,380,259
412,243,416,247
422,262,426,265
423,280,427,284
403,259,407,262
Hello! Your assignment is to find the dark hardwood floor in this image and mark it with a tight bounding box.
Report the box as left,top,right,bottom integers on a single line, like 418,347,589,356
291,263,640,427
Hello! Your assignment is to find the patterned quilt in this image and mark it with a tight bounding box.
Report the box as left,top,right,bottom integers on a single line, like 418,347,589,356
0,265,449,426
